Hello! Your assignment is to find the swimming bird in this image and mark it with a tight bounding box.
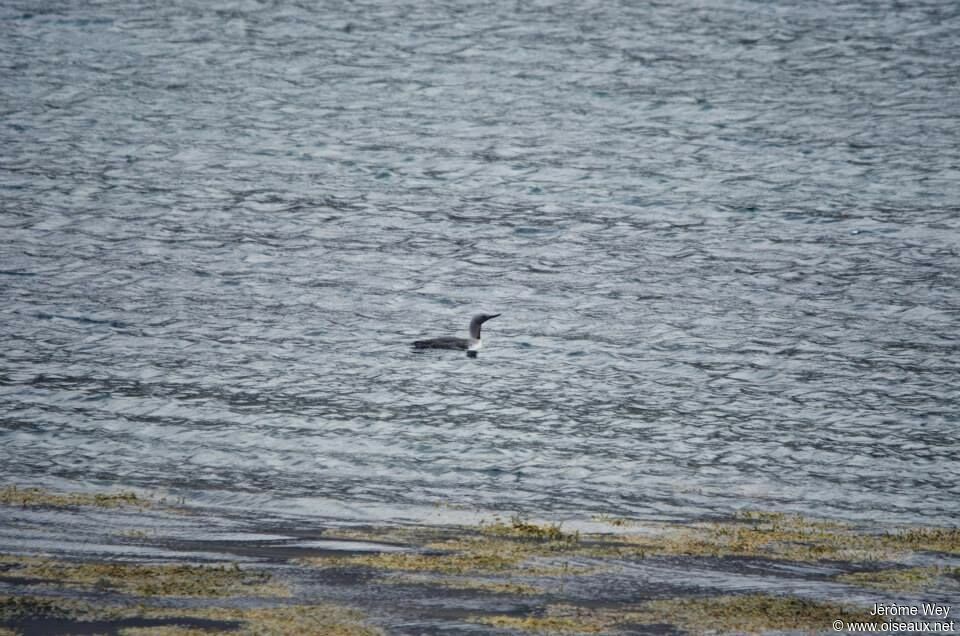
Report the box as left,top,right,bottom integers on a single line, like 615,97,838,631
412,313,501,354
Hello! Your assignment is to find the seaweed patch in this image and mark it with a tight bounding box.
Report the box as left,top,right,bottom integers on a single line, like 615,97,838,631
0,596,382,636
303,518,592,578
838,565,960,593
0,554,287,598
0,485,150,510
591,510,960,562
471,595,878,634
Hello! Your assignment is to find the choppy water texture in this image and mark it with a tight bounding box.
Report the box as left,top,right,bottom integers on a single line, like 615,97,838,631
2,0,958,527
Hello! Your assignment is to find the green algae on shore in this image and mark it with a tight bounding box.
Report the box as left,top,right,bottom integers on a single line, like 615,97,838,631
0,595,112,624
301,540,588,578
4,500,959,635
838,565,960,593
0,554,288,598
306,511,960,591
592,510,960,563
471,594,878,635
0,485,150,510
880,527,960,555
304,518,591,577
387,572,544,596
481,514,578,543
632,594,878,635
0,595,382,636
134,605,383,636
305,549,520,575
474,610,608,634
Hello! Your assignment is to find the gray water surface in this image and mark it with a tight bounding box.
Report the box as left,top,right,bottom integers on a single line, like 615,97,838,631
2,0,959,526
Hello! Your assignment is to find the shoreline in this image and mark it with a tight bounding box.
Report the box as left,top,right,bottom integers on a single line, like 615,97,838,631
1,486,958,634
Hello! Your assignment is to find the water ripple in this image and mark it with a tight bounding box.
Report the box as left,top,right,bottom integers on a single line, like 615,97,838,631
1,0,958,526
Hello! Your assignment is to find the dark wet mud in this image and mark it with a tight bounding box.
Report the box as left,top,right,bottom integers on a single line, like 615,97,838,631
1,487,958,635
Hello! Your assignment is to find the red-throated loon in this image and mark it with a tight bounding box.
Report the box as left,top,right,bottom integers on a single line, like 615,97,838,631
412,313,501,353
